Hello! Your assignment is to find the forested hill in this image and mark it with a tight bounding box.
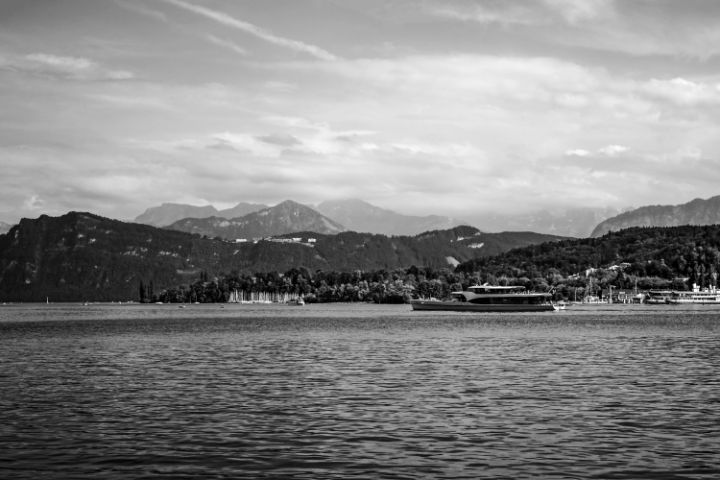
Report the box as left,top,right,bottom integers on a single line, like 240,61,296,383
457,224,720,291
0,212,232,302
0,212,566,302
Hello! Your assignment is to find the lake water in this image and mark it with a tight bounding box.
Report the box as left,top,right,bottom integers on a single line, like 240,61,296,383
1,302,719,479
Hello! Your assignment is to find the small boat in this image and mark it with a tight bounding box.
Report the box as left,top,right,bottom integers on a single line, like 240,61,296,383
288,297,305,306
411,284,555,312
646,290,672,304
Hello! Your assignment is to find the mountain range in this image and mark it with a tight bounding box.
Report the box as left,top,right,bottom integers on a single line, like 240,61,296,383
135,198,628,238
0,212,566,302
135,202,267,227
135,198,463,236
2,204,622,238
591,196,720,237
167,200,345,239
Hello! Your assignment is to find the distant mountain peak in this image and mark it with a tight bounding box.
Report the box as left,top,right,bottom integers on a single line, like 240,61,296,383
166,201,345,239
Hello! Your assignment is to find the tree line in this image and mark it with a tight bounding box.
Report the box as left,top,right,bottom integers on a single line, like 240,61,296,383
152,267,456,304
149,224,720,303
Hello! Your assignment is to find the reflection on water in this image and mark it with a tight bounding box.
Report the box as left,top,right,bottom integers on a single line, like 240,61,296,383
1,303,719,479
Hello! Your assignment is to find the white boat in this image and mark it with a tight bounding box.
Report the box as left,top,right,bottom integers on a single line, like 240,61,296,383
667,283,720,304
411,284,555,312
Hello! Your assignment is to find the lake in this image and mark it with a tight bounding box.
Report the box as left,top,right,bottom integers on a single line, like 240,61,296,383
1,302,719,479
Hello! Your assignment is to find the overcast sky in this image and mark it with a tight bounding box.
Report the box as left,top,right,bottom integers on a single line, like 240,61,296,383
2,0,720,223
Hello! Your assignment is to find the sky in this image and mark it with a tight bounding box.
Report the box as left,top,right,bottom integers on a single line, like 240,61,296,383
2,0,720,224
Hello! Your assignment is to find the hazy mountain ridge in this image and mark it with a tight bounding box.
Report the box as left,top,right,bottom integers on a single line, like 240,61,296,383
135,199,627,238
0,212,566,302
135,202,267,227
0,221,12,235
470,207,625,238
316,199,464,236
134,203,219,227
137,198,464,237
591,196,720,237
166,200,345,239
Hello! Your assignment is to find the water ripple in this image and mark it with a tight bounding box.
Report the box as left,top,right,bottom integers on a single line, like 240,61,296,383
1,304,719,478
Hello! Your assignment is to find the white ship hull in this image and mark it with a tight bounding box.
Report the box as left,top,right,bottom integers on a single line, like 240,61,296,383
410,300,556,312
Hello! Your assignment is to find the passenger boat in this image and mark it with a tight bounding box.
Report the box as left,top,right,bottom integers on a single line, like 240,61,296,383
410,284,556,312
667,284,720,304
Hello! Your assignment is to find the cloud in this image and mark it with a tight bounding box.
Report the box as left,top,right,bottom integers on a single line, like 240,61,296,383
599,144,628,156
202,124,372,158
424,0,720,59
307,54,601,120
255,133,302,147
205,35,248,56
566,145,629,157
542,0,615,24
0,53,134,81
118,0,250,58
159,0,337,61
114,0,169,23
427,0,615,27
565,149,591,157
644,77,720,106
210,132,289,157
85,93,175,110
23,194,45,211
263,80,298,93
428,3,538,26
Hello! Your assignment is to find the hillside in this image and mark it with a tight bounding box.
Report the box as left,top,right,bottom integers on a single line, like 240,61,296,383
0,212,249,302
166,200,346,239
288,226,566,271
316,199,464,235
591,196,720,237
0,213,566,302
457,224,720,292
